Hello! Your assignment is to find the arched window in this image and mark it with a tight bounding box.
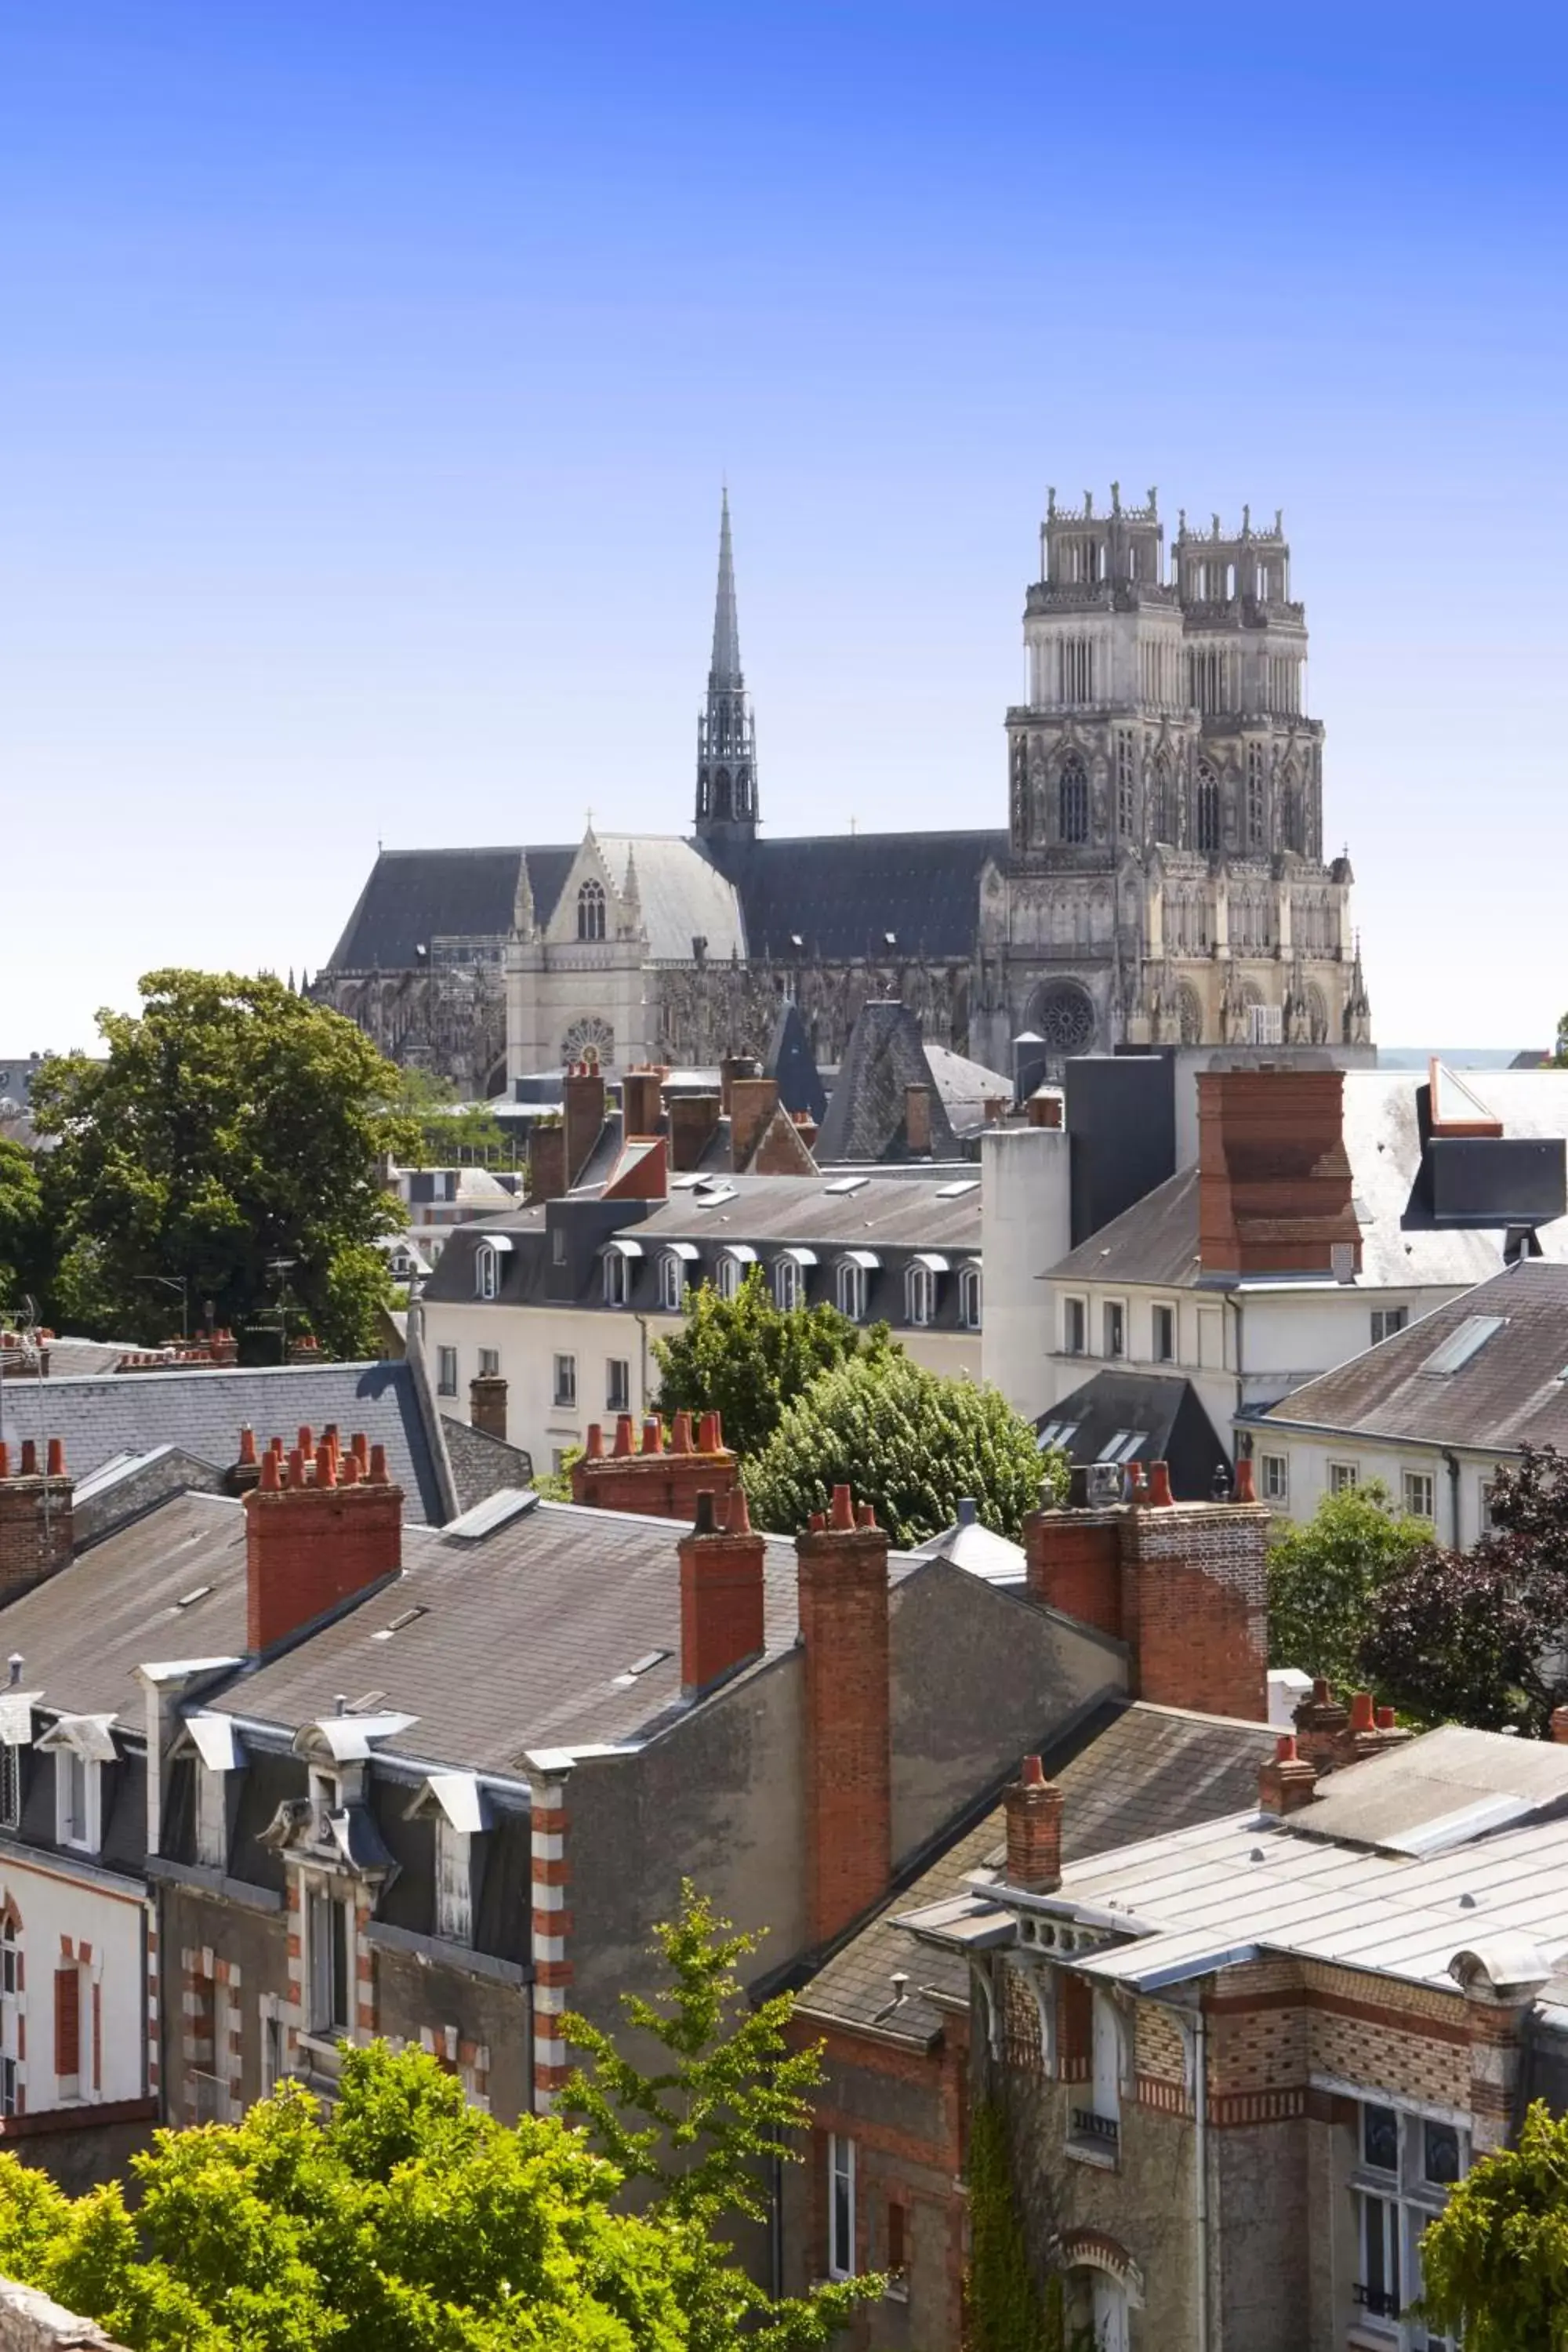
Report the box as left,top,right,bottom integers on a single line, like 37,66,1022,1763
475,1243,503,1301
837,1258,869,1323
1196,764,1221,854
658,1252,688,1313
712,768,732,821
1058,754,1089,844
576,880,606,942
1247,744,1266,848
773,1258,803,1312
906,1263,938,1327
1152,753,1173,842
1116,732,1136,836
0,1911,18,2116
958,1265,982,1331
717,1251,751,1302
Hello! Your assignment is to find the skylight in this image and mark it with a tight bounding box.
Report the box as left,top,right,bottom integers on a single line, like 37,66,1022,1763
1419,1314,1507,1376
824,1175,869,1195
935,1179,979,1200
693,1181,736,1207
1097,1431,1148,1465
173,1584,214,1610
612,1648,671,1689
1037,1420,1080,1449
372,1604,430,1642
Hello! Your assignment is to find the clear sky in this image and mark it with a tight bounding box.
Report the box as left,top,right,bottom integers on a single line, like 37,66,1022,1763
2,3,1563,1052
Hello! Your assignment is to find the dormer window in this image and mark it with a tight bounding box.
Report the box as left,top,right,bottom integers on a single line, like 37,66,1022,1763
604,1250,628,1307
906,1255,948,1327
196,1764,227,1870
475,1243,501,1300
309,1766,338,1845
836,1251,878,1323
717,1247,756,1302
435,1817,473,1945
958,1265,982,1331
58,1751,98,1854
659,1250,688,1312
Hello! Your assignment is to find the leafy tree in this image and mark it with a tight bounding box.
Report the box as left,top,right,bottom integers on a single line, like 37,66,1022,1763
1266,1481,1433,1686
1359,1445,1568,1733
31,971,418,1360
389,1065,513,1165
742,1349,1060,1548
652,1265,891,1462
0,1136,47,1312
1416,2100,1568,2349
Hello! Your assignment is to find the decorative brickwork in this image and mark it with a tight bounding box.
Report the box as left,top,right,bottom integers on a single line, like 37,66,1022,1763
0,1443,73,1597
572,1414,739,1523
1120,1501,1269,1720
796,1487,892,1948
529,1775,571,2108
417,2021,492,2111
243,1436,403,1653
678,1490,765,1697
179,1947,242,2122
1196,1068,1361,1276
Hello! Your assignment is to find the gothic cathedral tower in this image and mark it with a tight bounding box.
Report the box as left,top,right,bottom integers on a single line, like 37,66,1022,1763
694,488,760,843
974,485,1369,1066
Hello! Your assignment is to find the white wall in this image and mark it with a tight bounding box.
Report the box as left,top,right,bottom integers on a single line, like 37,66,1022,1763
0,1853,147,2116
1245,1426,1506,1548
980,1126,1072,1417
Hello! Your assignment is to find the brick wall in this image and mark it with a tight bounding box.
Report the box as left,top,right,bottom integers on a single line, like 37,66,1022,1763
572,1414,739,1523
0,1443,72,1598
797,1490,892,1948
244,1437,403,1653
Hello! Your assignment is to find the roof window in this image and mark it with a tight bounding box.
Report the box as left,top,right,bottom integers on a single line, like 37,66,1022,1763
1419,1314,1507,1376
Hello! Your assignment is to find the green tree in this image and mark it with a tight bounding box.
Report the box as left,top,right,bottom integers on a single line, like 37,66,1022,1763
1360,1446,1568,1733
562,1881,877,2350
652,1265,890,1462
1416,2100,1568,2349
389,1065,513,1164
31,971,417,1359
742,1349,1060,1548
0,1136,47,1312
1265,1481,1432,1686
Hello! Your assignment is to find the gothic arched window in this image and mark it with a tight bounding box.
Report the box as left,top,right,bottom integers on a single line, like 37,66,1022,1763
1152,753,1174,843
1116,731,1136,836
1058,754,1089,845
576,880,606,942
712,768,732,822
1247,745,1266,849
1196,764,1221,855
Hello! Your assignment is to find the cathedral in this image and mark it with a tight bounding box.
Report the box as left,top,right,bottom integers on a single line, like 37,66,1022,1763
314,485,1370,1091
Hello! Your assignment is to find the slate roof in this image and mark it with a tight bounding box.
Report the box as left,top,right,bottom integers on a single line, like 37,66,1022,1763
0,1362,448,1525
0,1490,250,1730
593,837,745,963
815,1002,960,1165
1045,1069,1568,1294
706,829,1006,964
924,1043,1014,1136
1257,1258,1568,1452
1036,1370,1230,1500
799,1700,1276,2042
212,1500,925,1776
630,1172,983,1254
325,847,575,971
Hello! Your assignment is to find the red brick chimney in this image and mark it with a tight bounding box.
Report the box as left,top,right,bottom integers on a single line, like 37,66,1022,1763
668,1093,720,1174
564,1063,607,1185
528,1117,568,1204
1292,1677,1350,1769
244,1435,402,1653
797,1483,892,1947
904,1084,932,1156
1198,1068,1361,1277
730,1076,779,1171
1258,1732,1318,1817
1004,1755,1063,1890
621,1066,666,1140
1026,1091,1062,1129
571,1410,739,1521
469,1374,508,1442
1551,1707,1568,1745
0,1439,73,1596
1023,1485,1271,1720
679,1487,766,1697
1333,1689,1414,1769
720,1056,760,1118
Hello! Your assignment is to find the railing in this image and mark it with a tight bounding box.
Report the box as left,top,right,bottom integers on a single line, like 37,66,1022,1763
1353,2285,1401,2319
1070,2107,1120,2148
188,2070,231,2125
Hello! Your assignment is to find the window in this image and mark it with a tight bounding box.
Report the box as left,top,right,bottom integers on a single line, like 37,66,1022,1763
308,1766,337,1844
606,1358,631,1414
1152,1303,1176,1363
717,1254,744,1302
552,1354,577,1409
1261,1453,1289,1503
959,1266,982,1330
837,1261,869,1323
603,1250,628,1307
1353,2100,1468,2337
434,1817,472,1946
1103,1301,1126,1359
1058,754,1090,844
1116,731,1136,837
437,1347,458,1398
551,1226,568,1267
1403,1471,1436,1522
260,2004,285,2097
659,1253,687,1312
195,1762,227,1871
827,2135,856,2279
1329,1461,1359,1496
54,1962,81,2085
885,2201,908,2298
1371,1307,1408,1345
477,1348,500,1379
1196,762,1221,853
1479,1479,1497,1534
0,1745,20,1831
0,1919,17,2118
475,1246,500,1301
1072,1988,1122,2149
576,879,606,941
774,1258,803,1312
1247,742,1266,848
56,1750,98,1854
307,1886,353,2035
906,1265,937,1327
1065,1297,1087,1355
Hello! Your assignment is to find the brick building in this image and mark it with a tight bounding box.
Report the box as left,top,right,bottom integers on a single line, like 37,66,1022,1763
905,1717,1568,2350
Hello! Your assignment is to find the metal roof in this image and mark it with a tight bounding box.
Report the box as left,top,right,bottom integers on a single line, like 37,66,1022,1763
630,1173,983,1252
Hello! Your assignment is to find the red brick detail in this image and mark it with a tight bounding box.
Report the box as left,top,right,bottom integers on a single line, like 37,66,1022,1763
1136,2073,1192,2116
533,2060,573,2092
532,1907,572,1940
564,1066,606,1187
602,1135,669,1200
532,1858,569,1887
468,1377,508,1441
729,1077,779,1171
54,1965,79,2075
680,1508,766,1694
532,1807,568,1836
1004,1758,1063,1890
572,1438,739,1523
535,1960,573,1989
1120,1501,1270,1721
1210,2085,1308,2128
1022,1509,1122,1635
1197,1068,1360,1276
528,1123,567,1204
744,1105,818,1176
1258,1734,1318,1816
0,1460,74,1596
668,1094,720,1174
244,1470,403,1652
797,1504,892,1947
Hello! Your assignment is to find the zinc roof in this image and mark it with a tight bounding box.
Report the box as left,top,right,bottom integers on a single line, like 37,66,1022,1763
632,1173,983,1253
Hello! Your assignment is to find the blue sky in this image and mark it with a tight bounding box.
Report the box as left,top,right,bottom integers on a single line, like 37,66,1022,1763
2,3,1563,1051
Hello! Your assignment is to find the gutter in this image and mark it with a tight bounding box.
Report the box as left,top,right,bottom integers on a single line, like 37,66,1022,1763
1194,2002,1210,2352
1443,1448,1462,1546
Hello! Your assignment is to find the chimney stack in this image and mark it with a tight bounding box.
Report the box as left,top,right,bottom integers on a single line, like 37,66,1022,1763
668,1092,721,1174
528,1116,568,1205
244,1435,402,1653
563,1063,607,1186
679,1488,766,1697
621,1067,666,1140
470,1374,508,1443
1198,1069,1360,1277
1004,1755,1064,1890
797,1484,892,1946
904,1084,932,1157
730,1076,779,1172
719,1055,760,1119
572,1410,739,1521
1258,1732,1318,1817
0,1439,73,1595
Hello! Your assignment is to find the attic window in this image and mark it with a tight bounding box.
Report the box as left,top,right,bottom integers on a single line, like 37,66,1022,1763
1420,1315,1507,1376
693,1181,736,1207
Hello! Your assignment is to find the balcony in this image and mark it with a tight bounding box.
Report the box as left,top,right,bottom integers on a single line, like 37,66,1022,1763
1067,2107,1121,2168
1353,2285,1400,2320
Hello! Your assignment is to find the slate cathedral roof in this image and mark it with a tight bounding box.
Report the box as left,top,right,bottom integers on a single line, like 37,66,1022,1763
325,829,1007,975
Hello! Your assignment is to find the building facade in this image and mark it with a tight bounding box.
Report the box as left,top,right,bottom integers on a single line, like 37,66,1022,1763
314,488,1370,1089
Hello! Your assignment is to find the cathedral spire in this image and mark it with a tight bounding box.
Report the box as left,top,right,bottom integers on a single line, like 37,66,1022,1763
695,488,759,845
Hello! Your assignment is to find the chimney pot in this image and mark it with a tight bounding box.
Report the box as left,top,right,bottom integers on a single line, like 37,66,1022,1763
1149,1459,1174,1506
1375,1704,1396,1730
288,1446,305,1488
808,1509,826,1533
1233,1456,1257,1504
352,1432,369,1470
45,1439,64,1478
642,1416,663,1455
857,1501,877,1529
670,1411,693,1454
1350,1690,1376,1732
298,1427,314,1457
1004,1755,1064,1890
830,1483,855,1530
698,1410,720,1454
368,1443,389,1484
19,1443,36,1477
0,1446,9,1479
6,1656,20,1687
956,1496,978,1526
238,1427,258,1466
341,1454,361,1486
726,1486,753,1535
614,1414,636,1458
315,1441,337,1489
260,1450,281,1492
1551,1707,1568,1745
584,1421,605,1460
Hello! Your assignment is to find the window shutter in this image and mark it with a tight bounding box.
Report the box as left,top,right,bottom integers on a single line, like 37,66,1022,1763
54,1965,79,2076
